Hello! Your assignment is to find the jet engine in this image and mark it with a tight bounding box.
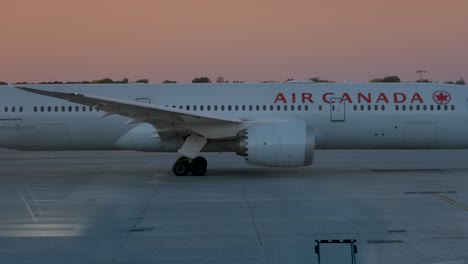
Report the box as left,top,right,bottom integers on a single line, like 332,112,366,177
236,122,315,167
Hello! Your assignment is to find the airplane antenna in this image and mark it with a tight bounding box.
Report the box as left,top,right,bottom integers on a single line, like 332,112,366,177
416,69,428,81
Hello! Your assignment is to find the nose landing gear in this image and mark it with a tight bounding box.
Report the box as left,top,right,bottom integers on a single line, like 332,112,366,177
172,156,208,176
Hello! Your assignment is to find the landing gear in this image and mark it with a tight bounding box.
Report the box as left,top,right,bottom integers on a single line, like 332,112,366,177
172,156,208,176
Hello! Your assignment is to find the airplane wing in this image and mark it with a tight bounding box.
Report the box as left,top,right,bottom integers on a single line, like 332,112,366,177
15,86,245,139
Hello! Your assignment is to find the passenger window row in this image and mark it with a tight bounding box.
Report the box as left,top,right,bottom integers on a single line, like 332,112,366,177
166,104,326,112
1,106,24,113
352,104,455,112
33,105,95,112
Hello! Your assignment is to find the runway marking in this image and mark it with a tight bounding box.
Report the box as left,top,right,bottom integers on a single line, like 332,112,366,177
432,193,468,211
26,184,43,216
15,185,37,224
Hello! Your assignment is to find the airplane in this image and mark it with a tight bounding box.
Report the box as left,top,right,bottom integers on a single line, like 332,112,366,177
0,82,467,176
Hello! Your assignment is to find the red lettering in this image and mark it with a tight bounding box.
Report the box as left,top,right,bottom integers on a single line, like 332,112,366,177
340,93,353,103
292,93,296,103
393,93,406,103
274,93,287,104
376,93,389,103
410,93,424,103
302,93,314,103
357,93,371,104
322,93,335,103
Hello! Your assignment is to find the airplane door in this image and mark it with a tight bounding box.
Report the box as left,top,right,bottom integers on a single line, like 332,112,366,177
330,98,345,122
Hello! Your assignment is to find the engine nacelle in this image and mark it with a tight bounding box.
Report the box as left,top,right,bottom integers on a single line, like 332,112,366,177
236,122,315,167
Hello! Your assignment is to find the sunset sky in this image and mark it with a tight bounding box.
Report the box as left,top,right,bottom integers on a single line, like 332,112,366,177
1,0,467,83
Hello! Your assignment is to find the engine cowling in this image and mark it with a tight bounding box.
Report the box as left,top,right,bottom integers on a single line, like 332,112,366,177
236,122,315,167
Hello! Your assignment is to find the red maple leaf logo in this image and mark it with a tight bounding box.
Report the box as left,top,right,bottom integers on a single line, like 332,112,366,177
432,91,451,105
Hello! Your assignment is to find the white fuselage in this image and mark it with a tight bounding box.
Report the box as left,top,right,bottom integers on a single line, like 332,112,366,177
1,83,468,151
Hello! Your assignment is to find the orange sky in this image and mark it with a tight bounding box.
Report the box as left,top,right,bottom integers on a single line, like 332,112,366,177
1,0,467,83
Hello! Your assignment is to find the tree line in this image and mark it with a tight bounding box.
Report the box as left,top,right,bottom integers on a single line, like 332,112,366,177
1,76,465,85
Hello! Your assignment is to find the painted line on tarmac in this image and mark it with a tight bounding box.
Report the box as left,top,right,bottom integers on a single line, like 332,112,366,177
432,193,468,211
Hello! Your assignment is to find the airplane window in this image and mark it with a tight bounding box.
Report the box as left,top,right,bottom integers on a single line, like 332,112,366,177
395,105,399,111
437,105,441,111
249,105,253,111
47,106,51,112
270,105,274,111
242,105,246,111
416,105,420,111
207,105,211,111
298,105,302,111
75,106,79,112
353,105,357,111
82,106,86,112
263,105,266,111
89,106,93,111
319,105,323,111
451,105,455,111
444,105,448,111
172,105,176,108
228,105,232,111
68,106,72,112
235,105,238,111
423,105,427,111
221,105,225,111
430,105,434,111
305,105,309,111
409,105,413,111
179,105,183,109
34,106,37,112
19,106,23,112
12,107,16,112
256,105,259,111
62,106,66,112
200,105,204,111
277,105,281,111
374,105,378,111
291,105,295,111
186,105,190,110
193,105,197,111
381,105,385,111
332,105,335,111
214,105,218,111
41,106,44,112
367,105,371,111
360,105,364,111
55,106,59,112
402,105,406,111
284,105,287,111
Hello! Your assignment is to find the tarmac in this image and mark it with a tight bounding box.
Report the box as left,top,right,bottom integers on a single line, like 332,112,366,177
0,149,467,264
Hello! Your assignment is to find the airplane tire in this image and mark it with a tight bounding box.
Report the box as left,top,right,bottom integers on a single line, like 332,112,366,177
190,157,207,176
172,159,190,176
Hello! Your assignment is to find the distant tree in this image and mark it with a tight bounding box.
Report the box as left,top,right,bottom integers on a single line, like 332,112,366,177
260,80,279,83
120,78,129,84
14,81,32,84
444,78,465,85
39,81,63,84
309,77,334,83
456,78,465,85
285,78,294,82
93,77,115,84
135,78,149,84
0,81,8,85
369,75,401,83
192,77,211,83
415,79,432,83
232,80,244,83
216,76,226,83
162,80,177,84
